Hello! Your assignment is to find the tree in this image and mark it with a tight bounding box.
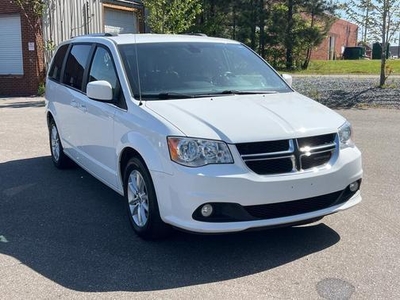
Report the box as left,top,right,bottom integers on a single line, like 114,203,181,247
264,3,288,68
344,0,400,86
190,0,338,70
370,0,400,86
14,0,47,89
285,0,295,69
343,0,374,42
300,0,337,69
191,0,234,38
143,0,202,34
284,0,337,70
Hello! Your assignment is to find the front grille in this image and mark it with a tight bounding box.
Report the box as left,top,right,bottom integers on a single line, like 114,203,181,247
301,151,333,170
298,133,336,148
244,191,344,219
243,184,358,220
245,157,294,175
236,133,337,175
236,140,289,155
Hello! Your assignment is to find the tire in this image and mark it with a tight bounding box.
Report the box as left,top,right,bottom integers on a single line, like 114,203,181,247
49,119,72,169
124,157,172,239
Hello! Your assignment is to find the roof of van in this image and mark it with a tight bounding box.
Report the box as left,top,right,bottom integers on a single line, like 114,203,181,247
72,33,239,45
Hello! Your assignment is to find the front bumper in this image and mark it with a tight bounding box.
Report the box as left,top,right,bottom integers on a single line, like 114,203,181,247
152,147,362,233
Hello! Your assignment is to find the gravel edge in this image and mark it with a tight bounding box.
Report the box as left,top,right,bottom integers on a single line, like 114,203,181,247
292,76,400,109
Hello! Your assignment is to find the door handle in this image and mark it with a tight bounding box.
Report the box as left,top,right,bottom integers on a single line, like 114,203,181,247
71,99,78,108
79,104,87,112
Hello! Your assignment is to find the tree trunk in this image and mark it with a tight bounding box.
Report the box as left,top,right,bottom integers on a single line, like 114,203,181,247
302,48,312,70
250,0,257,50
210,1,216,36
232,4,237,40
286,0,294,70
380,47,386,87
379,2,387,87
259,0,265,58
302,14,315,70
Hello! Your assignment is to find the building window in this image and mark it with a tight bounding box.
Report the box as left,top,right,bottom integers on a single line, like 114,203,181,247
0,15,24,75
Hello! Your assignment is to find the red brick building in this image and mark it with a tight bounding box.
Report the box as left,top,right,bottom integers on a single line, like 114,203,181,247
0,0,144,97
311,18,358,60
0,1,45,96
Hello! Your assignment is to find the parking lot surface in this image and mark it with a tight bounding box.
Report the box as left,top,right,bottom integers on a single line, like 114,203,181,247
1,97,399,299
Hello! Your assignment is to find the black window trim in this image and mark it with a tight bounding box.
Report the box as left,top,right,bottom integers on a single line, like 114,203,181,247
47,43,70,84
48,41,127,110
55,42,94,94
81,43,96,93
87,43,127,110
59,43,72,84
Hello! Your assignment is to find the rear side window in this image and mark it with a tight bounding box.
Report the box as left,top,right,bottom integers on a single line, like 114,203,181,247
48,44,69,82
62,44,92,92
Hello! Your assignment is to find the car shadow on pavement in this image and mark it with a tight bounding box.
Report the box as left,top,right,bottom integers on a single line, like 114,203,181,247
0,156,340,292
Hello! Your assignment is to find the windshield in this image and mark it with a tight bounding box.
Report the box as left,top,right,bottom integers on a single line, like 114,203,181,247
118,42,292,100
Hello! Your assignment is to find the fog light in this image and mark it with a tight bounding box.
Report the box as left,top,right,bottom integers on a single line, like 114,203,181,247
349,181,359,192
201,204,213,217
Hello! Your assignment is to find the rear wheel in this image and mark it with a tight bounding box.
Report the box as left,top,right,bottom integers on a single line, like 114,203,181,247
49,119,72,169
124,157,172,239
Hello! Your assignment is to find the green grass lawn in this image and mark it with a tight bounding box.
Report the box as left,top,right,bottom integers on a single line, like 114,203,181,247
289,59,400,75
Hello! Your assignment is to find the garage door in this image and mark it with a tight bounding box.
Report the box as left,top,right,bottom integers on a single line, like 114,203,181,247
104,8,137,34
0,15,23,75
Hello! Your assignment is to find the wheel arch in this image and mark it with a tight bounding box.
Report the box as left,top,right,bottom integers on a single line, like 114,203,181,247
117,132,170,194
119,147,144,186
46,111,55,128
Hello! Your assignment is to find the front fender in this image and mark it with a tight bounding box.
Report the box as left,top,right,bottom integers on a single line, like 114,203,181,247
116,131,173,189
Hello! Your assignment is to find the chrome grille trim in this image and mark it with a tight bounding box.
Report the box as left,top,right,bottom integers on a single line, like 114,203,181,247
240,140,295,159
298,142,336,152
236,133,338,175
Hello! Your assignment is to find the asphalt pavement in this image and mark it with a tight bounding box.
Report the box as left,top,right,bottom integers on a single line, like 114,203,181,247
0,97,399,299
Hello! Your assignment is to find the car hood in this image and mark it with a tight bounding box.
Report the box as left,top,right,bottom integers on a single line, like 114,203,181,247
145,92,345,143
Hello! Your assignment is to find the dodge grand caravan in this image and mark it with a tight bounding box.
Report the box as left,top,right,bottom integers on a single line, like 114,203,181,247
45,34,362,239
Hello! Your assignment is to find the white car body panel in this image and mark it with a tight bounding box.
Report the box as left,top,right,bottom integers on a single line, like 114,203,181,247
74,98,117,188
145,92,345,142
151,146,362,232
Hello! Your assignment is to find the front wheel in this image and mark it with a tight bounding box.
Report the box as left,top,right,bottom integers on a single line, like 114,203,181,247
124,157,172,239
49,119,72,169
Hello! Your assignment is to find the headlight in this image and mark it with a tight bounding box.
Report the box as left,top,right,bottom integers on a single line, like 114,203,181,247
338,121,354,149
167,137,233,167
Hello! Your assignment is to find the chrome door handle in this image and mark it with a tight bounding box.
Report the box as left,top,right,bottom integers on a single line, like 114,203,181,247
79,104,87,112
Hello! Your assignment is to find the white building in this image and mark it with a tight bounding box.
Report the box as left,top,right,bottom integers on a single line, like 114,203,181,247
42,0,144,61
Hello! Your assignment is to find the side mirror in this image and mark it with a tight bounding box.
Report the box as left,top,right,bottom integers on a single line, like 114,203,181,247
281,74,293,87
87,80,113,101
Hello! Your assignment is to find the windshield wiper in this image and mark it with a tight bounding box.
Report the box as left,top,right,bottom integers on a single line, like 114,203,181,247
137,92,196,100
140,92,225,100
158,92,197,99
219,90,278,95
136,90,277,100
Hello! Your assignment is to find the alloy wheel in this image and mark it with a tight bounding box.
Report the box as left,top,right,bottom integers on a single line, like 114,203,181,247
127,170,149,227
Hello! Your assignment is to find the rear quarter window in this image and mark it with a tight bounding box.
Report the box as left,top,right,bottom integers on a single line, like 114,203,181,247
48,44,69,82
62,44,92,92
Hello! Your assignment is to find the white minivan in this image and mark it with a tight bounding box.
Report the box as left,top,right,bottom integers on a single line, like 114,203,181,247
45,33,362,239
